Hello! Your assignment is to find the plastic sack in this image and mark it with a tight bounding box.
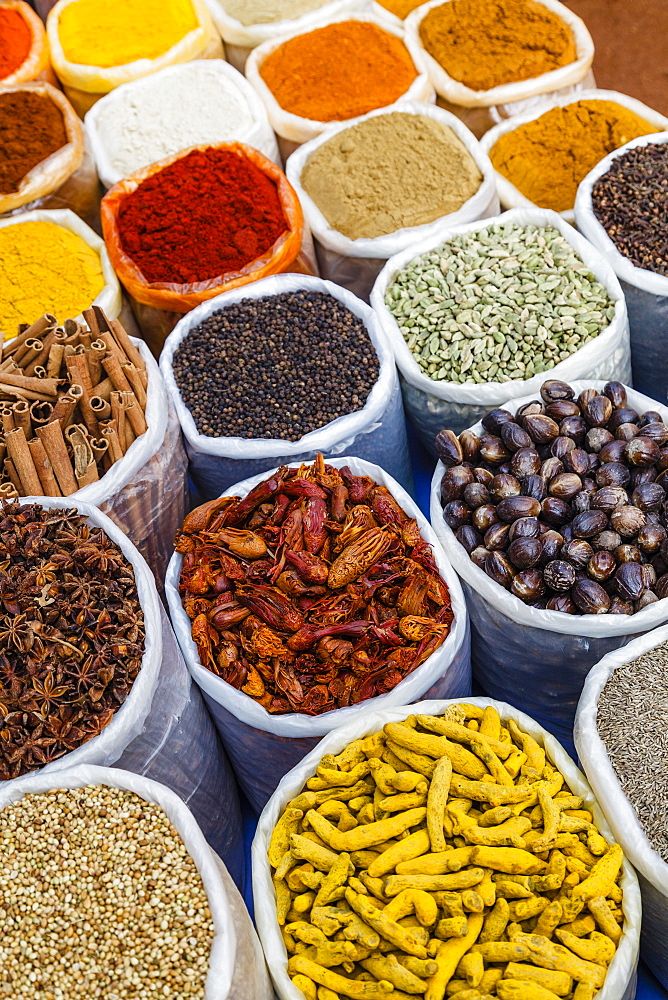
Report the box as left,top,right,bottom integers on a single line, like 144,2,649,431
86,60,280,190
371,207,631,448
166,456,471,811
160,274,413,498
4,496,243,877
575,131,668,405
0,207,122,339
245,9,435,159
46,0,224,116
0,0,57,86
403,0,593,124
252,694,641,1000
0,82,100,230
429,380,668,752
101,142,316,356
203,0,360,72
480,90,668,225
285,100,499,302
0,764,273,1000
575,628,668,988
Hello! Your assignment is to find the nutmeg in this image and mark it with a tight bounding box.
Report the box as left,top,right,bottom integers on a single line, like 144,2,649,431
511,569,545,600
610,505,646,538
507,536,542,570
435,429,463,466
572,578,611,614
614,561,645,600
603,381,627,409
496,496,541,523
543,559,576,591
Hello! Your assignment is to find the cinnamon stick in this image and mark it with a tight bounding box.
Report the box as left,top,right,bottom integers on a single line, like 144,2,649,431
11,400,32,440
5,427,42,495
2,314,55,360
90,396,111,420
30,401,54,429
122,364,147,410
0,372,59,396
36,421,78,496
120,390,147,437
101,420,124,463
0,481,18,500
52,391,78,430
28,437,62,497
1,407,15,434
66,424,99,487
109,317,146,371
46,343,65,379
3,458,22,493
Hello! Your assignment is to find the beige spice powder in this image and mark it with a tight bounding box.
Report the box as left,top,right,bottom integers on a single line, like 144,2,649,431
300,112,483,240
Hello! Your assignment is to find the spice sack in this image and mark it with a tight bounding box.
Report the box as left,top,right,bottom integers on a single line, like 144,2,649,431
0,766,273,1000
575,132,668,406
166,457,470,811
0,0,56,86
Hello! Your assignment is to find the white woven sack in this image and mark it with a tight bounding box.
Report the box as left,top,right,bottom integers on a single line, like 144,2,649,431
575,131,668,405
371,207,631,445
403,0,593,110
480,90,668,224
0,764,273,1000
166,456,471,811
160,273,412,498
86,60,280,189
429,380,668,749
252,694,641,1000
0,208,122,338
575,628,668,988
285,100,499,301
245,8,434,149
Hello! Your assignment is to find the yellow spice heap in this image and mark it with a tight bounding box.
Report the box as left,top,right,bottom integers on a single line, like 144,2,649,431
0,221,104,340
269,703,626,1000
57,0,199,67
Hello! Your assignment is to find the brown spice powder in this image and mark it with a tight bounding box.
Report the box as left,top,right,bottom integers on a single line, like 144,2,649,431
0,90,68,194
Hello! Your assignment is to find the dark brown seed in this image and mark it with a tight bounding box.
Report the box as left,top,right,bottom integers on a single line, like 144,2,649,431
558,415,587,442
541,497,571,526
608,407,640,431
543,559,576,591
562,448,590,476
546,594,578,613
637,523,667,553
508,516,541,541
549,473,582,499
470,546,490,569
642,564,657,590
511,448,541,479
473,504,499,532
655,469,668,491
511,569,545,600
584,394,613,427
522,414,560,444
632,483,665,511
484,522,511,550
440,465,475,502
636,591,659,610
541,379,575,403
615,423,640,441
501,421,532,452
577,389,599,410
561,538,594,567
656,574,668,599
640,422,668,445
474,467,495,487
599,440,628,464
586,427,614,453
463,482,490,508
593,530,622,552
591,486,629,511
485,551,515,588
443,501,471,529
608,595,634,614
631,466,658,489
587,551,616,582
545,399,581,420
479,435,511,464
524,474,548,501
435,429,463,466
572,492,591,514
516,401,544,420
507,536,542,569
615,544,641,564
603,381,627,409
460,430,480,463
610,506,646,538
456,525,482,553
540,457,564,481
489,473,521,500
572,578,611,614
550,436,576,460
582,476,598,493
625,437,661,467
596,462,631,488
496,496,541,522
615,561,645,600
572,510,608,538
482,409,515,434
639,411,664,427
539,530,563,564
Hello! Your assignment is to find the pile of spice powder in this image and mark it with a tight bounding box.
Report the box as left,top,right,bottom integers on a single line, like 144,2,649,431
0,89,68,195
592,141,668,278
172,290,379,440
597,642,668,861
376,0,430,21
114,147,288,285
259,21,418,122
490,100,657,213
419,0,576,92
0,785,214,997
56,0,199,67
213,0,326,27
300,112,482,240
0,503,145,780
0,4,31,80
0,220,105,339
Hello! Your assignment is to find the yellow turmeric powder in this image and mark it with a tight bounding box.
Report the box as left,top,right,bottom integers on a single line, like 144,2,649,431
419,0,576,92
0,220,104,339
489,99,657,213
56,0,199,68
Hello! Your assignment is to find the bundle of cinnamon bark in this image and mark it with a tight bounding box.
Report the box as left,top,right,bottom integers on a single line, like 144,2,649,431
0,307,148,499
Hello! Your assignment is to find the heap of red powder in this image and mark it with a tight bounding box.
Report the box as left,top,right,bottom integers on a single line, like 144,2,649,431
0,7,31,80
116,147,289,285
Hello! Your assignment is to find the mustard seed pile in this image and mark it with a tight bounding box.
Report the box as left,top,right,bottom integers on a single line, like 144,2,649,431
0,785,214,998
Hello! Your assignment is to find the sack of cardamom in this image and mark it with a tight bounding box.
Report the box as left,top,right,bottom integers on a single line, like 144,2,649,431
253,695,640,1000
285,101,499,303
575,629,668,989
575,132,668,406
371,208,631,447
0,765,273,999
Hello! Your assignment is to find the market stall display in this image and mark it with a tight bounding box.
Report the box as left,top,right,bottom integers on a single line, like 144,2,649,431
253,696,640,1000
166,457,470,811
0,0,55,85
575,133,668,405
286,102,499,300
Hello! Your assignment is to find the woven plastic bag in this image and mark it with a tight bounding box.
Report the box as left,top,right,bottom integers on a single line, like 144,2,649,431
46,0,224,116
166,455,471,811
0,764,273,1000
403,0,594,139
575,628,668,989
101,142,316,356
0,0,57,86
429,380,668,753
371,207,631,448
245,9,435,159
480,90,668,225
575,131,668,405
0,82,100,230
252,694,641,1000
3,496,243,878
160,274,412,498
285,100,499,302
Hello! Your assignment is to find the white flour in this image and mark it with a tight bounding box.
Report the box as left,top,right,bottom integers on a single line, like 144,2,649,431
214,0,326,26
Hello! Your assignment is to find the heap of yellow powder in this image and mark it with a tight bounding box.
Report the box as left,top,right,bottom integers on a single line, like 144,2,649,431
0,221,105,340
57,0,199,68
490,99,658,212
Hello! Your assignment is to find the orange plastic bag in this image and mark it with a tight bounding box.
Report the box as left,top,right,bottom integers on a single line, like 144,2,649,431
0,0,56,86
100,142,317,355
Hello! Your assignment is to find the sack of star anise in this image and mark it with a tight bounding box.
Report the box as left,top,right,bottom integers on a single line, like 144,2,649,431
166,455,471,810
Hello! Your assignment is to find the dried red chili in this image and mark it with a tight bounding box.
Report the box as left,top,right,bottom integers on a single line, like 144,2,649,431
176,456,453,715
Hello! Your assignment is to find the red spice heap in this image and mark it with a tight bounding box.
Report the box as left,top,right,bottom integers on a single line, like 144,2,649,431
116,147,288,285
177,455,454,716
0,8,31,80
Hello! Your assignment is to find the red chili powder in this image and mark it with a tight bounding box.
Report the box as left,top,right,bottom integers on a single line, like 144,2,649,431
0,8,32,80
116,147,288,285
